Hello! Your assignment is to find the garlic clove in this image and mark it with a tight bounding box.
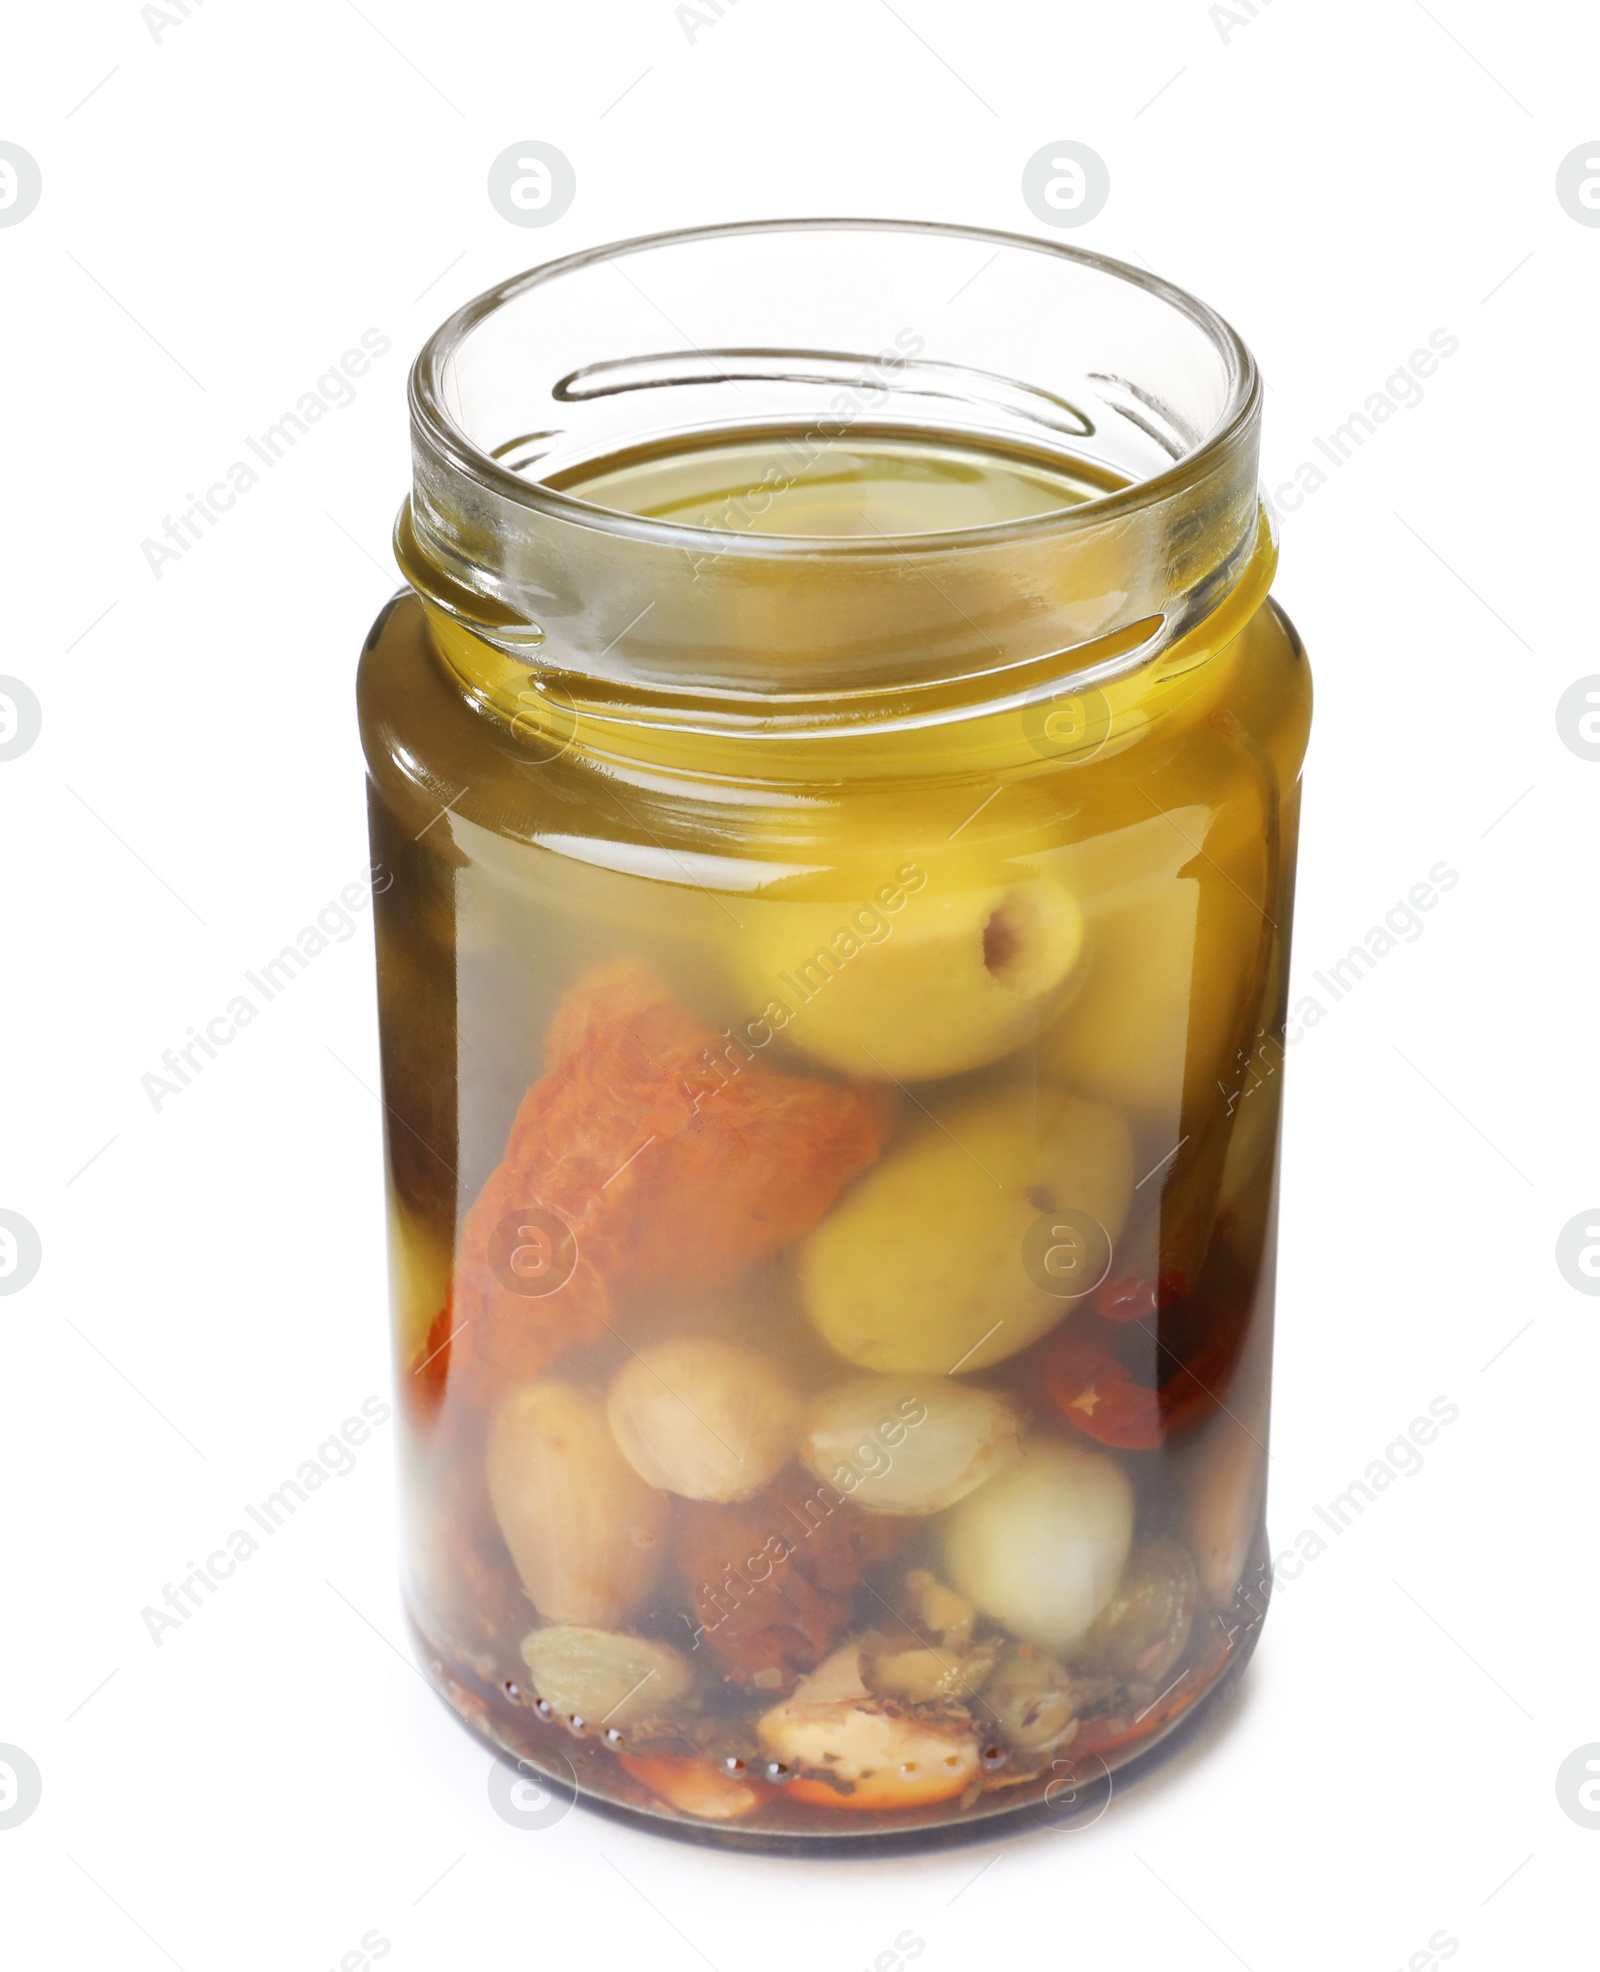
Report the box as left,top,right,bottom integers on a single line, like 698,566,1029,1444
799,1376,1021,1514
519,1625,696,1728
487,1381,670,1626
605,1337,801,1504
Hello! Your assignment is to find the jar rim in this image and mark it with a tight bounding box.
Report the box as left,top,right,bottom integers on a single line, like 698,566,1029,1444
409,216,1261,560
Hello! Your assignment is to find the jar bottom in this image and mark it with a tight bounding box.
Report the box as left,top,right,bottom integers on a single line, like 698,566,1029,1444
406,1530,1270,1855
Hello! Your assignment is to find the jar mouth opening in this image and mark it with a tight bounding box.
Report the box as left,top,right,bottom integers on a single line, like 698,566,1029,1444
410,217,1260,559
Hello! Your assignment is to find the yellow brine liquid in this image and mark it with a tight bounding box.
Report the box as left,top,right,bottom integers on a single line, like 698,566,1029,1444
549,425,1122,536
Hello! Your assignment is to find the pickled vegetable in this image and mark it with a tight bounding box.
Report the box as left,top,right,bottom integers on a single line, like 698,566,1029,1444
863,1633,998,1705
740,862,1085,1082
619,1755,768,1821
1182,1407,1269,1609
757,1645,982,1810
1075,1538,1198,1683
1043,1331,1165,1449
1042,862,1264,1124
673,1469,908,1686
519,1625,696,1727
1177,1309,1271,1610
453,961,896,1390
905,1568,977,1647
486,1382,669,1625
984,1645,1080,1756
607,1338,800,1503
802,1084,1134,1374
941,1437,1134,1650
798,1376,1021,1513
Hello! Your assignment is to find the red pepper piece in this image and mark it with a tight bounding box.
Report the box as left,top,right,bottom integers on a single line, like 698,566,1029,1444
404,1296,456,1423
1045,1287,1254,1448
1154,1281,1253,1432
1042,1331,1164,1449
1093,1268,1190,1324
674,1471,909,1687
450,960,897,1393
1157,1322,1250,1432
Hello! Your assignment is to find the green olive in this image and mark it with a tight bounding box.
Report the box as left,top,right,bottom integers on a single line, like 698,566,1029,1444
1074,1537,1197,1684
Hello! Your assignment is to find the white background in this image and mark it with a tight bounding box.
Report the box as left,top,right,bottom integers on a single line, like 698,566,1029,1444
3,1,1597,1966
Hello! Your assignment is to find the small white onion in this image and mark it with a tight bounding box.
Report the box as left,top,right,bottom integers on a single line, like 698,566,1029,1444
940,1435,1134,1650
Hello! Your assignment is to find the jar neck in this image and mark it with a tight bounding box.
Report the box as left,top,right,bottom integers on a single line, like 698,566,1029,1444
397,221,1267,778
414,505,1278,786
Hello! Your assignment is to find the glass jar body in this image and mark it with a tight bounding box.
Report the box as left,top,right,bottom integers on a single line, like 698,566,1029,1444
357,564,1310,1844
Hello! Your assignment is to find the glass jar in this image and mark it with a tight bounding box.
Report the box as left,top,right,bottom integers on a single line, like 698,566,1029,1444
357,220,1311,1848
